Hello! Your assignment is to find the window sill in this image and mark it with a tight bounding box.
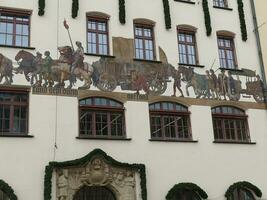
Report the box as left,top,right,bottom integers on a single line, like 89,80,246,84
133,58,162,64
149,139,198,143
213,6,233,11
173,0,195,5
179,63,205,68
219,67,243,72
213,140,256,145
0,134,34,138
84,53,115,58
0,44,35,50
76,136,132,141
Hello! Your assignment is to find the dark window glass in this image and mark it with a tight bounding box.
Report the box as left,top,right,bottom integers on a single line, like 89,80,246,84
0,10,30,47
87,18,109,55
79,97,125,138
230,189,255,200
149,102,192,140
217,36,237,69
212,106,250,142
0,190,10,200
178,30,198,65
0,91,29,135
214,0,228,7
73,186,116,200
134,24,155,60
174,189,201,200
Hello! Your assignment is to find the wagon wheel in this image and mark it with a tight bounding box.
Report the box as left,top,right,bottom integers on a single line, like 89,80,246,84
253,93,264,103
148,79,167,95
96,74,117,92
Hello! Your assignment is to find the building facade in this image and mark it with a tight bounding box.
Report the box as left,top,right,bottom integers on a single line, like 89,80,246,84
0,0,267,200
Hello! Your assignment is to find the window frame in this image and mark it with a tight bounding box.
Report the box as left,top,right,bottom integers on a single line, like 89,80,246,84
0,7,32,47
86,15,110,56
212,106,250,143
134,23,156,61
217,34,238,69
149,102,192,141
177,28,199,65
79,97,126,139
0,89,30,136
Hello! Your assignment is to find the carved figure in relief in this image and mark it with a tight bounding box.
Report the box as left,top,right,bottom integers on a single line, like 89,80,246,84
210,69,218,99
57,169,68,200
123,171,135,200
0,53,13,85
217,70,228,100
41,51,54,87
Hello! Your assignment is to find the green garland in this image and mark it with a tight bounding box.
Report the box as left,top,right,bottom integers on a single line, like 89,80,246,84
166,182,208,200
72,0,79,18
162,0,172,29
225,181,262,199
38,0,45,16
237,0,247,41
44,149,147,200
0,180,17,200
202,0,212,36
119,0,126,24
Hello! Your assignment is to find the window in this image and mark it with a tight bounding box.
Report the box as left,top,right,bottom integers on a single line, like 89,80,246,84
149,102,192,141
73,186,116,200
173,189,201,200
177,29,198,65
87,17,109,55
79,97,125,138
230,189,255,200
212,106,250,142
134,24,155,60
0,90,29,135
0,190,9,200
0,8,31,47
213,0,228,8
217,35,237,69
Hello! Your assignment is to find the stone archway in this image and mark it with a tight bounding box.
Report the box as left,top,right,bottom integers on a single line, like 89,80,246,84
73,186,116,200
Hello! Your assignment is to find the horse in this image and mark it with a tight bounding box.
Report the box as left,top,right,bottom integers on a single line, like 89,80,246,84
14,50,42,85
177,66,212,99
0,53,13,85
48,46,94,89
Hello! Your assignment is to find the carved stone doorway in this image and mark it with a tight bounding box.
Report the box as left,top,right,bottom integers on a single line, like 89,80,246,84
73,186,116,200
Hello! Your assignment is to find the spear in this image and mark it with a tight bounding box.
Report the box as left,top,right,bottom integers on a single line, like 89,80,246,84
63,19,74,50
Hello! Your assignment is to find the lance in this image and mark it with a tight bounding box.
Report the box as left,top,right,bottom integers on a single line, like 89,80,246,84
63,19,74,50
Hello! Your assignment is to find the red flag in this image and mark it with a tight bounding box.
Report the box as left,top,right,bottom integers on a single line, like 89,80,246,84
63,19,69,30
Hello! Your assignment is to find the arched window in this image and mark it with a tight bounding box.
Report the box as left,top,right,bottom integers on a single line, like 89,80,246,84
79,97,125,139
0,190,10,200
225,181,262,200
166,183,208,200
149,102,192,141
211,106,250,142
73,186,116,200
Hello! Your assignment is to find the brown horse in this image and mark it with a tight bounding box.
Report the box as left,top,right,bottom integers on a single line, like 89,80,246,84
0,53,13,85
14,50,42,85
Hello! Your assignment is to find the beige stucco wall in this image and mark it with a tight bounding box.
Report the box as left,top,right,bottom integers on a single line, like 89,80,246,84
0,0,267,200
255,0,267,82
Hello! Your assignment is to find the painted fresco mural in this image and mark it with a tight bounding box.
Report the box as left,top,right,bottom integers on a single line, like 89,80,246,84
0,40,265,103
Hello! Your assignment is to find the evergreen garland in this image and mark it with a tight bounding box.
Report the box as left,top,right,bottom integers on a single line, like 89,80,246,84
237,0,247,41
44,149,147,200
166,182,208,200
72,0,79,18
119,0,126,24
225,181,262,199
202,0,212,36
162,0,172,29
0,180,17,200
38,0,45,16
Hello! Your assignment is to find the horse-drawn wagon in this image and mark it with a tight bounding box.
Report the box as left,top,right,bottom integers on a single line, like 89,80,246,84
231,68,264,103
91,57,174,95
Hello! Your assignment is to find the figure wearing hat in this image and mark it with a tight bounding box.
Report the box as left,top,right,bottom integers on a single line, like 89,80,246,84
33,51,42,66
70,41,84,74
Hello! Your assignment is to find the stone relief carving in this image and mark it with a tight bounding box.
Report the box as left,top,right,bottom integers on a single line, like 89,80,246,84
56,157,137,200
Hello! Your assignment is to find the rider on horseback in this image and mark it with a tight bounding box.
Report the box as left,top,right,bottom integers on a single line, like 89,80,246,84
70,41,84,74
